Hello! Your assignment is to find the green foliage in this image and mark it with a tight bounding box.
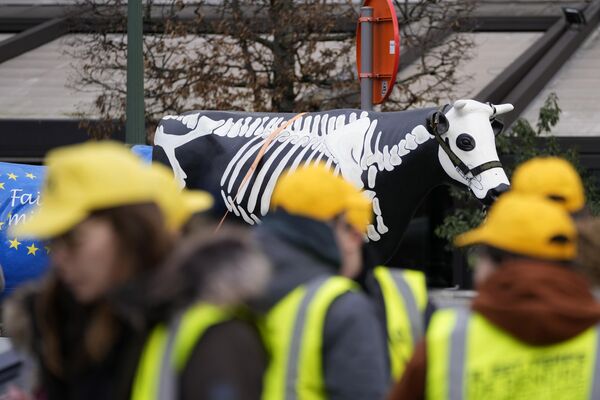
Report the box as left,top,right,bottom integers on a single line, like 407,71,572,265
433,208,485,246
434,93,600,248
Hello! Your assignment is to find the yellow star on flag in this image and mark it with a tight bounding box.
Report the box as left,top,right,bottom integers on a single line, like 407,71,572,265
27,243,39,255
0,222,4,231
25,173,36,180
7,173,17,181
0,182,4,190
9,238,21,250
44,246,51,254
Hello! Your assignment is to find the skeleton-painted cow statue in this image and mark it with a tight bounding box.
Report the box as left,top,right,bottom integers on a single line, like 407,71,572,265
153,99,513,265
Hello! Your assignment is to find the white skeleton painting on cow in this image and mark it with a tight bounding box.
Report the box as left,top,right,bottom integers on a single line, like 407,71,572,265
153,99,513,264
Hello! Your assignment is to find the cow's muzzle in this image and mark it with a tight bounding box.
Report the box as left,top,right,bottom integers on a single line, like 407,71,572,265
481,183,510,207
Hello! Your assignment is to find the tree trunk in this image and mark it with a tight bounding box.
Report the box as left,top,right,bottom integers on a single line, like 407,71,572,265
270,0,296,112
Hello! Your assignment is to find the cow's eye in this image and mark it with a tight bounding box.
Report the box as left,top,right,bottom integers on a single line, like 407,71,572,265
456,134,476,151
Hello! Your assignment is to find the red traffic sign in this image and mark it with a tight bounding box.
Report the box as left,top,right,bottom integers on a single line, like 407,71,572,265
356,0,400,105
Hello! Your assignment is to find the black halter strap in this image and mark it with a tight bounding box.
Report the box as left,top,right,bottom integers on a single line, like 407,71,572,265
428,104,504,180
469,160,503,176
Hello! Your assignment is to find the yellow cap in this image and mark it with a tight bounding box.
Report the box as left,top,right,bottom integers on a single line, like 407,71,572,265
11,141,214,239
12,142,160,239
146,164,213,230
271,164,372,233
455,192,576,261
512,157,585,212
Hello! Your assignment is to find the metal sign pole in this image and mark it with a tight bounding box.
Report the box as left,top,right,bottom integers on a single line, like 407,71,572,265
126,0,145,144
360,6,373,111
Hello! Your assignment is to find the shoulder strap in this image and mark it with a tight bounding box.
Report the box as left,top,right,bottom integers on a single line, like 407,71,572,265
426,307,470,400
131,324,169,400
131,304,232,400
276,276,356,400
448,308,470,400
373,266,427,379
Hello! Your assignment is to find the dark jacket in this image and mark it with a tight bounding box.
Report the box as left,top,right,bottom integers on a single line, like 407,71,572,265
388,260,600,400
6,227,269,400
254,212,388,400
179,319,267,400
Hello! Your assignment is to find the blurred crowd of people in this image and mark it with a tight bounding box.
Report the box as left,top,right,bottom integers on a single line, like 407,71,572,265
3,141,600,400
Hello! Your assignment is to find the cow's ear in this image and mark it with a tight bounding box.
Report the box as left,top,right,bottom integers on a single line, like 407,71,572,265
426,111,450,136
454,100,468,110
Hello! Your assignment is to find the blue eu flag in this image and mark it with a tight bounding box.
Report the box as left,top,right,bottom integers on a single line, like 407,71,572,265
0,162,48,297
0,145,153,298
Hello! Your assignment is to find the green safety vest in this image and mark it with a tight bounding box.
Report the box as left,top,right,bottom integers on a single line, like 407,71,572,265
372,266,427,381
426,308,600,400
260,275,357,400
131,303,232,400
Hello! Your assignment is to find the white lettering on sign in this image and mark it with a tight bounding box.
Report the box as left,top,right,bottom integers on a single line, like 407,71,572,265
8,189,42,226
381,81,388,97
10,189,41,208
389,40,395,55
8,213,26,226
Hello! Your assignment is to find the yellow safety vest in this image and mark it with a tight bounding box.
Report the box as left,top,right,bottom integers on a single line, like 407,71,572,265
373,266,427,380
260,276,357,400
131,303,232,400
426,308,600,400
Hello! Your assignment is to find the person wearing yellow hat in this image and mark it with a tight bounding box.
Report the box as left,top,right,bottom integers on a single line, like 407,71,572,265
512,156,586,214
273,165,430,386
130,164,270,400
5,141,267,400
389,192,600,400
253,164,388,400
511,156,600,295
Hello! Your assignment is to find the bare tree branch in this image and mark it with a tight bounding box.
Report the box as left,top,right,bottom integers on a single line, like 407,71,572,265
67,0,475,139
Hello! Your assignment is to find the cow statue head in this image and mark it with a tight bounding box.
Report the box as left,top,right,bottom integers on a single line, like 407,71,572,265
427,99,513,206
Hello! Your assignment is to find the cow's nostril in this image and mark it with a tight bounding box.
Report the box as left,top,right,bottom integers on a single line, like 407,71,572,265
489,183,510,200
482,183,510,206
